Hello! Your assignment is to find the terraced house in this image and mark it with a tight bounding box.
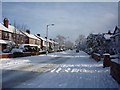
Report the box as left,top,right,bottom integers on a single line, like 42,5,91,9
0,22,13,51
0,18,26,52
0,18,59,53
20,30,41,47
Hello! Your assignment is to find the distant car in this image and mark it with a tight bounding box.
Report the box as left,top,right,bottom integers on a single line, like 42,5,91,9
76,49,79,53
60,49,63,51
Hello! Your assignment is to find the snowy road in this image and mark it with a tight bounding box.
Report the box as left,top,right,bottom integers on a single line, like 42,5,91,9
1,50,120,88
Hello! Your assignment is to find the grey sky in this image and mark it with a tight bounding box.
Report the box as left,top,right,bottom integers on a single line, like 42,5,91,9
2,2,118,42
2,0,120,2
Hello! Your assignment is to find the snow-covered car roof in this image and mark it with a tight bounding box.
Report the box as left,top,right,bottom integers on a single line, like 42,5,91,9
104,34,113,40
19,44,40,48
47,39,54,43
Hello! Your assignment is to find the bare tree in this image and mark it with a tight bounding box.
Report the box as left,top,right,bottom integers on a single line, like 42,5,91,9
65,40,74,49
75,34,87,50
54,35,66,50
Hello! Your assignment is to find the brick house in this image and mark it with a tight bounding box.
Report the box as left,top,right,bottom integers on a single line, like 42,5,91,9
34,34,47,50
0,23,13,51
48,39,54,51
110,26,120,84
8,25,26,45
103,33,113,54
0,18,26,52
111,26,120,63
20,30,41,47
48,39,59,51
35,34,59,51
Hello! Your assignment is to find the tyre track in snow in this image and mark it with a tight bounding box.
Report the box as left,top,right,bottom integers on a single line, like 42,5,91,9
2,56,70,88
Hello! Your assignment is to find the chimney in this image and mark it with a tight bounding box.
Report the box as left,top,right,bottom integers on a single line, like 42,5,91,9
26,29,30,34
3,18,9,28
108,30,112,35
37,34,40,37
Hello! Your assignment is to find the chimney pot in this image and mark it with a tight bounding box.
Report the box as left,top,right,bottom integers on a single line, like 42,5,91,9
37,34,40,37
4,18,9,28
26,30,30,34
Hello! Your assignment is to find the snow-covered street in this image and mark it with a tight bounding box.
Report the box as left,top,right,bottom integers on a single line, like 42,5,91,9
1,50,120,88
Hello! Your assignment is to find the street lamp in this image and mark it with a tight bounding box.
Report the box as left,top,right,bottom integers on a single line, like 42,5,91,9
46,24,54,55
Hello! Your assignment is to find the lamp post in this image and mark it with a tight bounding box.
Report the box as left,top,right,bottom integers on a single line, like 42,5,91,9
46,24,54,55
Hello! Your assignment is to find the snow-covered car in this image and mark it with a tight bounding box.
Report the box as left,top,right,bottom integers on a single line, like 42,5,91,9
60,49,63,51
10,44,40,54
11,48,23,54
3,48,11,53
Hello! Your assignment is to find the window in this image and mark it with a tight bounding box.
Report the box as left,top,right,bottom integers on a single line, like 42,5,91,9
9,33,12,40
0,31,2,39
3,32,9,40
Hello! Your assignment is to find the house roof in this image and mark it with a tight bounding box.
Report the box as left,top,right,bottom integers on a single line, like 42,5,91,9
54,41,59,45
21,31,40,40
34,34,58,44
47,39,54,43
111,33,120,38
0,23,13,33
113,26,120,34
8,25,23,35
104,34,113,40
34,34,46,41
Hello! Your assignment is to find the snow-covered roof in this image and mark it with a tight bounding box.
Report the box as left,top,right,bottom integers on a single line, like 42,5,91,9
21,31,40,40
8,25,23,35
103,53,110,56
39,37,46,41
111,33,120,38
47,39,54,43
35,34,58,44
104,34,113,40
54,41,59,45
34,34,46,41
0,23,13,33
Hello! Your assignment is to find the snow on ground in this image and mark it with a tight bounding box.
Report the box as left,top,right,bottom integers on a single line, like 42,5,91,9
1,50,74,70
8,50,120,88
1,53,55,69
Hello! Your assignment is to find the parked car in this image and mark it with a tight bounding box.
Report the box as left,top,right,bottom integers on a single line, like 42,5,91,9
11,48,23,54
60,48,63,51
11,44,40,53
3,46,12,53
3,48,11,53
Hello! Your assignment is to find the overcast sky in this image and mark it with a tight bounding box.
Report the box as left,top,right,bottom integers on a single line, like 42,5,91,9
2,2,118,42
